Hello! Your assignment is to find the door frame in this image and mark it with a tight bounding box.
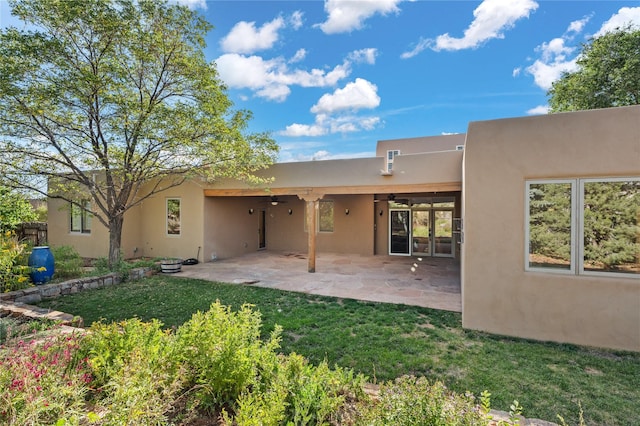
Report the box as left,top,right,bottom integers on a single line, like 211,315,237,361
388,205,455,258
389,208,411,256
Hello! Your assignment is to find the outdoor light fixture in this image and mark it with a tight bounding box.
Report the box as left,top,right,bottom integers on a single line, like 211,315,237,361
288,209,293,215
345,208,349,215
248,208,254,215
270,196,279,206
379,209,384,216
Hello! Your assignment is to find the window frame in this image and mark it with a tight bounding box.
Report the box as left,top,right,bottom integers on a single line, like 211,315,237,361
524,179,576,274
525,177,639,278
69,200,92,234
578,177,640,279
318,199,334,233
166,197,181,237
303,199,335,233
386,150,400,173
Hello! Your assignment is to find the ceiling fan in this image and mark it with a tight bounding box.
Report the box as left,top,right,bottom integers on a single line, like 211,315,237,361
267,196,286,205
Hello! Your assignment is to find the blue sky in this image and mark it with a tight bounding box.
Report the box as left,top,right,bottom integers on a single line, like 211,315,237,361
2,1,640,162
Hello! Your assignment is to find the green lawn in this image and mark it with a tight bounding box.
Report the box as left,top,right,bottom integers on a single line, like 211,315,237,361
37,275,640,425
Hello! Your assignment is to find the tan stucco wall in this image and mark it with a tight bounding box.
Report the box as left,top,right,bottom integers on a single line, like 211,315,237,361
203,194,375,259
376,134,465,157
207,150,463,194
48,198,110,258
462,105,640,352
136,180,205,261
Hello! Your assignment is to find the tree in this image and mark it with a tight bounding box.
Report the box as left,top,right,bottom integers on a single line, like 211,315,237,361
0,186,37,231
548,27,640,112
0,0,278,266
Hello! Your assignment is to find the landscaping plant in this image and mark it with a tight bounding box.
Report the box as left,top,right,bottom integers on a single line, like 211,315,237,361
50,246,83,280
0,231,31,292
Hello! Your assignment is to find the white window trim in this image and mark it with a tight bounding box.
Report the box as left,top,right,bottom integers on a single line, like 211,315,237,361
524,179,576,275
526,177,639,279
386,150,400,172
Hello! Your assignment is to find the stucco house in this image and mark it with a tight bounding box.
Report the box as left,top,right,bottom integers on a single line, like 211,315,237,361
48,105,640,352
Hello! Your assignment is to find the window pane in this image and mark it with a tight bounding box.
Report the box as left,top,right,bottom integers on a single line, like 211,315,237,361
167,199,181,235
319,200,334,232
83,201,92,233
528,182,573,270
583,180,639,275
70,203,81,232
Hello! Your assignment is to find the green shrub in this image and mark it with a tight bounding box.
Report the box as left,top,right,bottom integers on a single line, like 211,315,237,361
51,245,83,280
0,231,31,293
81,318,184,424
357,375,487,426
175,301,283,410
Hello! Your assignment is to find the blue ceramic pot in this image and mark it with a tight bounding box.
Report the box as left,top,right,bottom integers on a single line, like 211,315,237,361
29,246,55,285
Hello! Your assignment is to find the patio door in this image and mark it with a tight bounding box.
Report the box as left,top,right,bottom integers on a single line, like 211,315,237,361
389,209,410,255
411,210,431,256
433,209,454,257
389,208,455,257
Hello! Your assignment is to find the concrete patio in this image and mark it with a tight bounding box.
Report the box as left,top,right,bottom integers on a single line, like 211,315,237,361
174,251,461,312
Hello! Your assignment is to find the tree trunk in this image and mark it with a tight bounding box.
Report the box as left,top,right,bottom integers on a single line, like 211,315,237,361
108,214,124,268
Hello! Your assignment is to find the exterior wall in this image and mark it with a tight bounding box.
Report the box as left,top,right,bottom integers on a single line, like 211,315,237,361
462,105,640,351
137,180,205,261
208,149,463,193
204,194,374,259
376,134,465,157
48,198,110,259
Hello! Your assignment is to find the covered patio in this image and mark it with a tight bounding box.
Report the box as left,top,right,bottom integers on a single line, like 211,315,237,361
174,251,461,312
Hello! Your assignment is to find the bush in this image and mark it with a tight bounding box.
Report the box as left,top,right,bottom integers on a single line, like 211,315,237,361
357,375,487,426
51,245,83,280
0,231,31,293
229,353,366,426
81,318,184,425
175,301,283,410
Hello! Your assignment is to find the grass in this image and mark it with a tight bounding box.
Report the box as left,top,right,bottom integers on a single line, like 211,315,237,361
36,275,640,426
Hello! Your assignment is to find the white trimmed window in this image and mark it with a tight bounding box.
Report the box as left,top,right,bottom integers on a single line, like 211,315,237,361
386,150,400,173
70,200,92,234
166,198,181,236
526,177,639,277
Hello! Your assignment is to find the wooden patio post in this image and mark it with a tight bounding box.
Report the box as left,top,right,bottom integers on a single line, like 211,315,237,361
305,198,317,273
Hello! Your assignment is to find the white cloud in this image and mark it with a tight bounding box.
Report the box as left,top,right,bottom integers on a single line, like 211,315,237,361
311,78,380,114
527,105,549,115
400,38,431,59
524,7,640,91
512,67,521,78
318,0,403,34
347,48,378,65
216,47,376,102
215,53,350,101
281,123,327,137
526,56,577,91
281,79,382,137
289,49,307,63
567,15,591,34
431,0,538,51
220,17,285,54
594,7,640,37
290,10,304,30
